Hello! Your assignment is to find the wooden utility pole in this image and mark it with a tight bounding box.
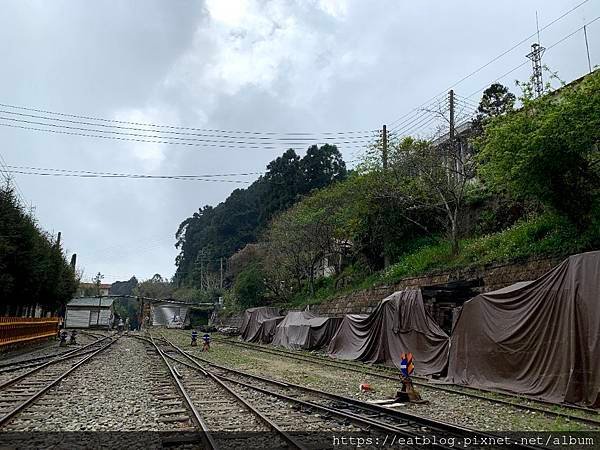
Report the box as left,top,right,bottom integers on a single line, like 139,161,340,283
449,90,455,142
382,124,390,268
200,253,204,291
56,231,61,248
70,254,77,269
220,257,224,289
584,25,592,74
382,124,388,169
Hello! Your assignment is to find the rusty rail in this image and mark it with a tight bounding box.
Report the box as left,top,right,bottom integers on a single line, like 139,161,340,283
0,317,59,347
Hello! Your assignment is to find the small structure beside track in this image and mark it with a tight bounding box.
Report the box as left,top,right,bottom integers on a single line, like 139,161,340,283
65,297,115,329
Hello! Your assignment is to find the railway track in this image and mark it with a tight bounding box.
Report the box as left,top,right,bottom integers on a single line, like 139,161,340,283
154,334,534,450
0,333,109,375
209,334,600,427
141,334,309,449
0,335,118,427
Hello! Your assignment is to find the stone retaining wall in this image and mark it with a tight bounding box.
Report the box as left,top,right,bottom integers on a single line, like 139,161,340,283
312,255,563,316
212,255,564,323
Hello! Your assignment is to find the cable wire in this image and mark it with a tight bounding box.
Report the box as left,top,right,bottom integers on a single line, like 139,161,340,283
0,121,370,151
465,16,600,99
386,0,592,125
0,102,375,136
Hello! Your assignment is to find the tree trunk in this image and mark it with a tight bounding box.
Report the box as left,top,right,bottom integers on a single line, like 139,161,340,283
450,213,460,255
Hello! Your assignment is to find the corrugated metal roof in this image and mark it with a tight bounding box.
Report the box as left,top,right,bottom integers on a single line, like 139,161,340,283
67,297,115,308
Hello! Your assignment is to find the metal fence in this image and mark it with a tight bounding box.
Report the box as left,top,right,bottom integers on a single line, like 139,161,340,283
0,317,59,347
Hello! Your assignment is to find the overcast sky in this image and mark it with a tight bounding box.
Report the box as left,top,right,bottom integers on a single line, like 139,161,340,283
1,0,597,283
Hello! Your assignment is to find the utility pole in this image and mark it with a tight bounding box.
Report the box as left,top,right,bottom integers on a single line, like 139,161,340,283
381,124,388,170
584,25,592,74
70,254,77,270
447,89,458,176
56,231,61,248
200,252,204,291
382,124,390,268
220,257,223,289
449,90,455,142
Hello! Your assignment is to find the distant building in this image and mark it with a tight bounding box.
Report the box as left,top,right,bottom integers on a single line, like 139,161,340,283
316,239,353,279
77,283,112,297
65,297,115,329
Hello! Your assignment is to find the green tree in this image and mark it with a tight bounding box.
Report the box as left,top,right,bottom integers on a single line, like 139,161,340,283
477,71,600,228
92,272,104,296
174,144,347,289
233,264,266,308
476,83,515,119
134,274,175,299
0,182,78,314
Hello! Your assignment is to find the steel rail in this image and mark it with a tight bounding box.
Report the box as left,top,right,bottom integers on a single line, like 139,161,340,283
159,337,517,450
146,335,218,450
0,334,110,373
0,347,106,374
0,335,112,390
0,336,118,427
152,334,307,450
176,347,543,450
212,335,600,426
0,332,107,370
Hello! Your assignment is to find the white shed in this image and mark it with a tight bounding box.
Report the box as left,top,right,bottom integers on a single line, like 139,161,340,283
65,297,115,329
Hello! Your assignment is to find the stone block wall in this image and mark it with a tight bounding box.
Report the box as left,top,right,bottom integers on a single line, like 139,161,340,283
312,255,563,316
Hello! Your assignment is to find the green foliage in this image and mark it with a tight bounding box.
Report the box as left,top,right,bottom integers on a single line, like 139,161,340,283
174,144,347,288
233,264,266,308
0,183,78,313
471,83,515,134
133,274,175,299
477,70,600,227
113,297,140,329
109,276,138,296
382,212,597,284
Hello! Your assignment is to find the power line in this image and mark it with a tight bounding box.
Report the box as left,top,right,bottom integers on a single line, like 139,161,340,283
466,16,600,99
0,153,27,206
0,121,370,152
7,169,253,183
388,95,447,128
0,115,375,147
389,103,447,134
0,109,378,142
5,165,263,178
437,0,592,95
0,102,375,136
454,94,480,109
386,0,592,126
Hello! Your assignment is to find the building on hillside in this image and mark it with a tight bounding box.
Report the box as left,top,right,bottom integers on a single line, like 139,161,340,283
65,297,115,329
77,283,112,297
316,239,353,279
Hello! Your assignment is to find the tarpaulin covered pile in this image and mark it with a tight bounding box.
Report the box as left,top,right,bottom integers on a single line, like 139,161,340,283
239,307,284,343
447,251,600,406
327,289,449,376
272,311,342,350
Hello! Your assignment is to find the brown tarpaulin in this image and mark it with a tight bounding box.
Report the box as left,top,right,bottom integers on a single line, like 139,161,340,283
447,251,600,406
327,289,449,376
272,311,343,350
239,307,284,343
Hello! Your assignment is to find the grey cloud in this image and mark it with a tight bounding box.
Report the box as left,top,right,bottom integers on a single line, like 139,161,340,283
0,0,595,282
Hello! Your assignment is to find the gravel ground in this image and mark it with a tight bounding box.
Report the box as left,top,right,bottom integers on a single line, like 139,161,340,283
164,330,600,432
4,335,179,434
